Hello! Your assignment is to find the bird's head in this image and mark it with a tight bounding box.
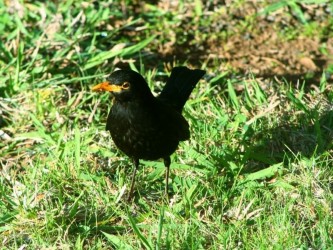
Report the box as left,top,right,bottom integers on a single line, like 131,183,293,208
92,70,152,102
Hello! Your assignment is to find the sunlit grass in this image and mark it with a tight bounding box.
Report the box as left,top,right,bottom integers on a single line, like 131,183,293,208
1,0,333,249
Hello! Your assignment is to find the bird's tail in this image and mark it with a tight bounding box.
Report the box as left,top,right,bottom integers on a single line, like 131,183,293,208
158,67,205,111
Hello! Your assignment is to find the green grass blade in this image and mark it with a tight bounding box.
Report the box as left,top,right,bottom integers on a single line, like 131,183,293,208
84,35,156,70
127,214,153,250
103,232,134,250
243,163,284,182
156,206,164,250
75,126,81,169
227,80,240,110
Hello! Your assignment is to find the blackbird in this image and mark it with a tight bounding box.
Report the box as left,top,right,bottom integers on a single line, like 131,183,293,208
92,66,205,200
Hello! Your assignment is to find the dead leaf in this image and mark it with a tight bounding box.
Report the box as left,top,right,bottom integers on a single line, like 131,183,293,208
299,57,317,71
111,43,126,52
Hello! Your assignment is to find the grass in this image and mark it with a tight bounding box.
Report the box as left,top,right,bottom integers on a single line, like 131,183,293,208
1,0,333,249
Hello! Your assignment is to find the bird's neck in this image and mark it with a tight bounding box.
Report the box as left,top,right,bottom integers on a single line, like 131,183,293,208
114,94,155,108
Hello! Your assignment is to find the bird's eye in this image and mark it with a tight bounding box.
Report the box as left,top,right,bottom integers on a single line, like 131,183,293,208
122,82,130,89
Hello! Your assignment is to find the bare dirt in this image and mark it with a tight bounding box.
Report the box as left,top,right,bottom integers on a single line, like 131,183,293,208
131,1,333,84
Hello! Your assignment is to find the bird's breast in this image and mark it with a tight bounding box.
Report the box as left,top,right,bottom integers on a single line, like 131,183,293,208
106,103,180,160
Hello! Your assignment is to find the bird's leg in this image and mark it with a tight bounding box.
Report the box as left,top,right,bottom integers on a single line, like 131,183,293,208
128,158,139,201
164,157,171,200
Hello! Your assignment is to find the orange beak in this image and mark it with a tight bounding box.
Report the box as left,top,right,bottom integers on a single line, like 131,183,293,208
91,82,122,92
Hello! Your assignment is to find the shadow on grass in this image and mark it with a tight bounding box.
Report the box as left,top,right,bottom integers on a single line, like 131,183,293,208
242,109,333,174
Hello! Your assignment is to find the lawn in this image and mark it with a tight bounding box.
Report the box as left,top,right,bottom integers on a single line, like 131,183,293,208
1,0,333,249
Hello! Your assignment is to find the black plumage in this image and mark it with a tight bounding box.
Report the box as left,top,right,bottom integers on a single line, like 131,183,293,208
92,67,205,200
